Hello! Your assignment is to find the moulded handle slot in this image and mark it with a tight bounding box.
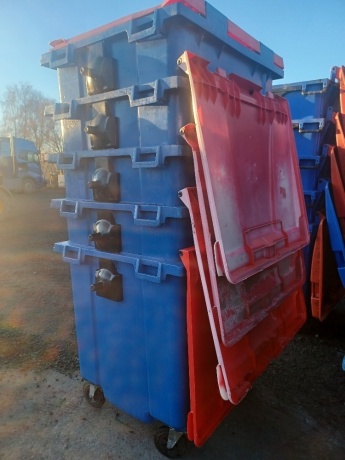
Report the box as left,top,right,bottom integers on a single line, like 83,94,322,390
62,245,81,264
299,121,324,132
244,221,288,264
53,102,70,116
299,157,321,169
129,81,165,107
133,205,161,226
131,83,155,101
292,118,325,133
57,153,77,169
60,200,79,217
132,147,161,168
135,259,162,282
52,100,80,120
50,46,69,66
128,11,157,42
301,80,328,95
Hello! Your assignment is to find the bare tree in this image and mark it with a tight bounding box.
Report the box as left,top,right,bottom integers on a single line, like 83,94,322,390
0,82,63,155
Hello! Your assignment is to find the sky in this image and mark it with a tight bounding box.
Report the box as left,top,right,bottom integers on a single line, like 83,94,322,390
0,0,344,104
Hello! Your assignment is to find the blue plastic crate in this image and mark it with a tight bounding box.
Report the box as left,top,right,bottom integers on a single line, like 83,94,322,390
298,144,330,191
273,76,339,119
54,241,189,430
41,1,283,91
303,186,325,225
49,80,196,205
55,143,195,206
292,115,336,158
325,184,345,287
51,198,193,260
42,1,284,202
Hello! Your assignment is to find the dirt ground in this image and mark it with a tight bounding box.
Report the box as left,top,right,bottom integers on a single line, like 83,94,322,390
0,188,345,459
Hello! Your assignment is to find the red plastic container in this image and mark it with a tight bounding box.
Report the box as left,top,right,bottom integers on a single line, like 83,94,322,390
179,186,306,407
178,51,309,284
180,247,232,447
177,52,308,406
311,214,345,321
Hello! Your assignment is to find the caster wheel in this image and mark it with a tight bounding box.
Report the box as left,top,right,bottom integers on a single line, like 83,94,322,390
154,425,187,458
83,382,105,408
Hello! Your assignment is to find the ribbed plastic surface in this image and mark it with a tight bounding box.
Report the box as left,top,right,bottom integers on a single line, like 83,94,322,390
54,241,189,430
51,198,192,260
44,0,289,438
179,51,309,284
273,77,339,119
179,187,306,405
180,247,232,447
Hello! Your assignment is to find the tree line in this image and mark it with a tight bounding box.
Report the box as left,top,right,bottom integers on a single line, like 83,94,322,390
0,82,63,156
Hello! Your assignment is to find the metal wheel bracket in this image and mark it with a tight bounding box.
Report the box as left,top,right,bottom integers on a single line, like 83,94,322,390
88,384,97,398
167,428,184,450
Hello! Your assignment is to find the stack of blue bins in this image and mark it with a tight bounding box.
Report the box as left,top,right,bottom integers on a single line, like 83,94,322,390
41,0,286,438
273,75,340,299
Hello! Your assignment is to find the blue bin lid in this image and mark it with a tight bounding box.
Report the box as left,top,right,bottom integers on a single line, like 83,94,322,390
41,0,284,80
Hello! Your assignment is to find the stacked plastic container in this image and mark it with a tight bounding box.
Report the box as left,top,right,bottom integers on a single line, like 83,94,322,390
273,78,338,261
42,0,309,455
274,68,345,321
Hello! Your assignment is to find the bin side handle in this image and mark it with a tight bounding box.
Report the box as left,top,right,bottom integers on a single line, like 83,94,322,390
135,259,162,283
62,244,82,264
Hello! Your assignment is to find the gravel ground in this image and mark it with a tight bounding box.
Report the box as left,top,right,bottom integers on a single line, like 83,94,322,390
0,188,344,459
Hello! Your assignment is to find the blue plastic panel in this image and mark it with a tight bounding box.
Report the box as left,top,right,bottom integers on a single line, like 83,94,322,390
54,241,189,430
42,1,284,204
42,2,283,192
53,80,195,204
41,2,284,82
293,119,335,158
51,198,193,260
303,188,325,225
57,144,195,206
325,184,345,286
298,153,328,191
273,77,339,119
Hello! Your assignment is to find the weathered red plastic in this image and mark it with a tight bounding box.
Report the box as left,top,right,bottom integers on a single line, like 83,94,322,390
329,145,345,235
178,51,309,285
311,214,345,321
180,247,232,447
180,121,306,347
227,19,261,54
179,186,306,406
334,67,345,193
162,0,206,15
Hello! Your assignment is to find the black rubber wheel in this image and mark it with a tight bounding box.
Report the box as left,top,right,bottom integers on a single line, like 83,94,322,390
22,178,36,194
83,382,105,408
153,425,187,458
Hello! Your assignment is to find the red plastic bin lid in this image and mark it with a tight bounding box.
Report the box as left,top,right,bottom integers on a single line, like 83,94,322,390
178,51,309,284
179,186,306,407
180,247,232,447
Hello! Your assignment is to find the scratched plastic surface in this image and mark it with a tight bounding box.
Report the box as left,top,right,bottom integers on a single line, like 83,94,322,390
273,77,339,120
179,51,309,284
179,187,306,406
180,247,232,447
53,241,189,430
179,140,306,348
41,0,284,206
310,215,345,321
